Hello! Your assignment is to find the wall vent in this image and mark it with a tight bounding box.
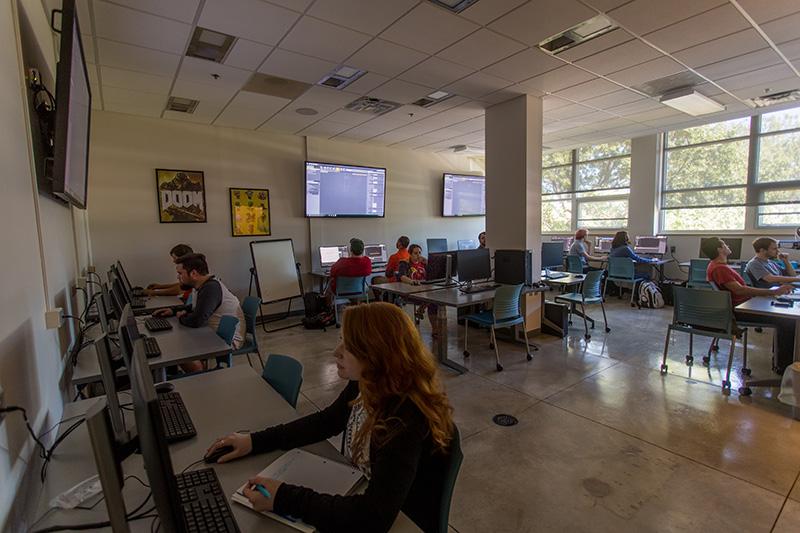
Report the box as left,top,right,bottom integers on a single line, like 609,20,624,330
186,27,236,63
345,96,401,115
166,97,199,113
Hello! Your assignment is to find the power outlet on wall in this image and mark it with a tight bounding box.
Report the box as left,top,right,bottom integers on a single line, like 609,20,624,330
670,245,676,253
76,276,87,289
45,308,63,329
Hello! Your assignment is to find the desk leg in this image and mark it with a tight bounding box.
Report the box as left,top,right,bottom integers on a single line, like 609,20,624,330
433,306,467,374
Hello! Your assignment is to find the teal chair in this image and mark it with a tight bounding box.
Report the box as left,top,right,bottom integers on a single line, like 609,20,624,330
462,284,535,371
566,255,583,274
231,296,263,369
660,286,745,393
554,270,610,340
605,256,643,307
436,424,464,533
333,276,370,327
261,354,303,408
687,259,711,289
215,315,239,368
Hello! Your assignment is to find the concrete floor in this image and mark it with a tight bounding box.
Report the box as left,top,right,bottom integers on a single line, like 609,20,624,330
251,297,800,532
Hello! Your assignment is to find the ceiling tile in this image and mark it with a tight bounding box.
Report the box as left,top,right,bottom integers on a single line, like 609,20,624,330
300,120,355,138
75,0,92,33
289,85,358,113
605,97,664,116
86,64,99,87
346,39,427,77
643,4,750,54
265,0,313,11
606,56,685,87
729,76,800,100
480,86,529,104
555,29,634,62
280,16,372,63
258,49,336,84
93,2,191,54
545,104,599,121
581,0,633,12
736,0,800,24
171,76,240,104
369,79,433,104
672,29,769,69
444,71,512,99
103,99,165,118
214,92,290,129
81,34,96,63
761,11,800,44
381,3,479,55
458,0,526,25
554,78,622,101
164,100,227,124
260,109,320,134
778,38,800,62
99,66,172,94
517,65,595,94
307,0,417,35
224,40,273,71
582,89,644,110
716,63,797,92
103,86,167,114
177,57,251,89
436,29,526,70
97,39,180,77
378,105,439,126
482,48,564,82
341,72,391,95
575,39,662,75
542,96,573,112
447,116,484,133
398,56,474,89
489,0,596,47
199,0,299,46
109,0,201,23
607,0,726,36
697,49,785,81
324,109,374,126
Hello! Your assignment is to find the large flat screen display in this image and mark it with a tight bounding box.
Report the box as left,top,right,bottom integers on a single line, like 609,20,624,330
443,174,485,217
305,161,386,217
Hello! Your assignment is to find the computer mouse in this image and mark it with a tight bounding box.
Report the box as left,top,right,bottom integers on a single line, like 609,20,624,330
204,445,234,464
154,381,175,394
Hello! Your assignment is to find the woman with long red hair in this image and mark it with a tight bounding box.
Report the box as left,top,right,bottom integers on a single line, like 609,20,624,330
206,302,456,532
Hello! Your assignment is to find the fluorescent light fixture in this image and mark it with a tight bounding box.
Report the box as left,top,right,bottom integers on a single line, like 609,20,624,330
539,14,617,55
660,88,725,116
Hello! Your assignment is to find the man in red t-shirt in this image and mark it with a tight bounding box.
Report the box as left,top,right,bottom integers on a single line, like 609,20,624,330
327,238,372,299
703,236,796,372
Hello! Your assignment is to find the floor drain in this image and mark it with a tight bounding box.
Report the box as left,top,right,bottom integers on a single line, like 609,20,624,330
492,414,518,426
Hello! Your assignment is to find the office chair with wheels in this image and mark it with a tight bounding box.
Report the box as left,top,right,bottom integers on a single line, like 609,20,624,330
462,284,536,371
436,424,464,533
261,354,304,408
566,255,583,274
687,259,711,289
605,257,643,307
231,296,263,368
333,276,370,327
554,270,609,340
215,315,239,369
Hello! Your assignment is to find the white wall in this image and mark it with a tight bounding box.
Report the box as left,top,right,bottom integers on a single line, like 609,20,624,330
88,112,482,309
1,0,90,528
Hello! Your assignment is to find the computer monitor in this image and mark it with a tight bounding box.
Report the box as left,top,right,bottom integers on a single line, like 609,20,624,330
128,341,184,531
110,278,128,315
634,236,668,255
551,236,574,253
115,261,136,296
778,239,800,250
364,243,388,264
700,237,742,260
94,334,128,439
595,237,614,253
457,239,478,250
100,282,114,320
319,245,349,267
457,248,491,283
427,252,458,283
117,304,140,368
541,242,564,270
442,174,485,217
96,291,111,334
305,161,386,218
427,238,448,253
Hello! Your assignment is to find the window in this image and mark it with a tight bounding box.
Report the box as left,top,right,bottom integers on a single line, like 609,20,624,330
541,141,631,232
660,108,800,232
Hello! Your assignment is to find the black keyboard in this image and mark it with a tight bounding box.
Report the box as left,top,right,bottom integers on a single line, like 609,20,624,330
130,297,146,309
142,336,162,358
159,391,197,442
176,468,239,533
144,317,173,332
462,283,500,294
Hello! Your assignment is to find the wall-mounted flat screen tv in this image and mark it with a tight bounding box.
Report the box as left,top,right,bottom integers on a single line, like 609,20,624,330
442,173,485,217
305,161,386,218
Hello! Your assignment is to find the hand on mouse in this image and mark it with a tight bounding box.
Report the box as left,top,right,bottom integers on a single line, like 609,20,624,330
207,432,252,463
243,477,283,512
774,284,794,296
153,308,174,318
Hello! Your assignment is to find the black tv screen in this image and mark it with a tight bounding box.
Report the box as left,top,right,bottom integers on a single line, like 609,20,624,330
305,161,386,217
52,0,91,209
443,174,485,217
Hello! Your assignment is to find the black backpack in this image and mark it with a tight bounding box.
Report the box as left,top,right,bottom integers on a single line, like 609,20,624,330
302,309,336,330
303,291,326,318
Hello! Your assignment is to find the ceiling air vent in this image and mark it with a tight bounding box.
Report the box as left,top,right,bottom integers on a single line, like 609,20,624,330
412,90,453,108
427,0,480,14
345,96,401,115
749,89,800,108
632,71,706,98
166,97,199,114
539,14,617,55
186,27,236,63
318,66,366,90
242,73,311,100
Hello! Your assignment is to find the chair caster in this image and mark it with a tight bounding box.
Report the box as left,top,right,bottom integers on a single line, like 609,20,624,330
584,334,591,340
605,327,611,333
754,327,763,333
740,367,751,376
660,364,668,374
702,356,710,366
721,380,731,392
463,350,470,357
526,353,533,361
568,320,573,325
685,355,694,366
496,363,503,371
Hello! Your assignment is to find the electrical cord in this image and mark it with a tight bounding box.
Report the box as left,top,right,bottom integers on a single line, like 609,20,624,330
62,314,84,326
40,417,85,483
0,407,48,460
180,457,206,474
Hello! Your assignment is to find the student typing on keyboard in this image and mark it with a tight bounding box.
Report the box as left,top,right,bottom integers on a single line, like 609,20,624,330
143,243,195,301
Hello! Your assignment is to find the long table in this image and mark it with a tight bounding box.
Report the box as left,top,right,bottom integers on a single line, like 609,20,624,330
71,316,231,386
33,365,420,532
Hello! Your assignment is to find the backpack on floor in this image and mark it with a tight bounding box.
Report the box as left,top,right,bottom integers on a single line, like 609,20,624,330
303,291,327,318
637,280,665,309
302,309,336,330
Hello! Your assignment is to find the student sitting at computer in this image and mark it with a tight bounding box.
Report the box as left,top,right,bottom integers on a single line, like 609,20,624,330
206,302,455,533
327,238,372,302
153,253,244,349
478,231,486,248
397,244,439,334
372,235,410,286
745,237,800,288
143,243,194,300
569,228,604,272
704,237,796,373
610,231,659,264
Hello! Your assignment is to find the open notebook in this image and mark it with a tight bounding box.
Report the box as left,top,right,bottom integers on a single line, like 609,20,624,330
231,449,364,532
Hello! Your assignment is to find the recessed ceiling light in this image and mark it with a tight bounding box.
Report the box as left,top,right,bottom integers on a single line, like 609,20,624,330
318,66,366,90
428,0,480,14
539,14,617,55
186,27,236,63
660,88,726,116
427,90,449,100
296,108,318,116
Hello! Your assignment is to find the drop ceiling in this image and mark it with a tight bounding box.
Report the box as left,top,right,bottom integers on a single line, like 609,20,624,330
56,0,800,153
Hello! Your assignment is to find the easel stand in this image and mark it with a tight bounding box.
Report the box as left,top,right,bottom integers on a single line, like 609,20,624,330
248,266,304,333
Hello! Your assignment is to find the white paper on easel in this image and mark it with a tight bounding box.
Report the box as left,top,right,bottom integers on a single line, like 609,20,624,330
231,449,364,533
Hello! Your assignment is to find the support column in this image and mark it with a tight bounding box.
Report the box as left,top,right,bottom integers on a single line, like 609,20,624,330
628,134,661,238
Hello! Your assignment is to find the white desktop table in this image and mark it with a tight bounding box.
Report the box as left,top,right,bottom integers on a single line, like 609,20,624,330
735,296,800,363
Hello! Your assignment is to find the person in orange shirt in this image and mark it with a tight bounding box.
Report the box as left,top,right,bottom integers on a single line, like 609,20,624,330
385,236,410,281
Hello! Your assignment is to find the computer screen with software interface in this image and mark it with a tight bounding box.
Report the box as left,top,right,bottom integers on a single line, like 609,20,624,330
364,244,387,264
595,237,613,253
443,174,485,216
634,236,668,255
305,162,386,217
319,245,349,266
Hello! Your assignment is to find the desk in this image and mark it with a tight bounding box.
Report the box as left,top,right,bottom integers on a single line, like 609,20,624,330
71,317,231,386
139,295,184,313
35,365,420,532
735,297,800,363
